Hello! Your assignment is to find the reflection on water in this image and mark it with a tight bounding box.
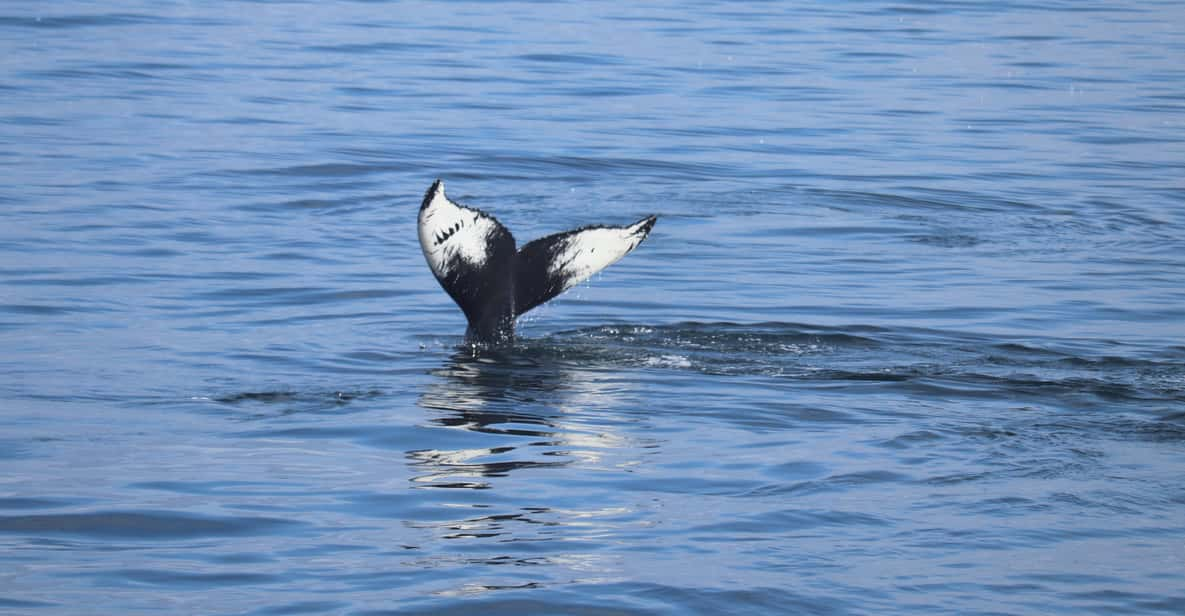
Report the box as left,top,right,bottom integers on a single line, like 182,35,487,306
413,348,641,489
401,349,651,591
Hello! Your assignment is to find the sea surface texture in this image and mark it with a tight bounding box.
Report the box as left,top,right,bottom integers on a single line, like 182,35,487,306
2,1,1184,614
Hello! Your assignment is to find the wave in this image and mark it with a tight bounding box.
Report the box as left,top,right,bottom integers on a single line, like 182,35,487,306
473,321,1185,407
200,321,1183,438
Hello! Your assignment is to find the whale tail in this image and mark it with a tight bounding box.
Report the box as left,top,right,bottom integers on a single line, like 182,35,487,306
418,180,656,342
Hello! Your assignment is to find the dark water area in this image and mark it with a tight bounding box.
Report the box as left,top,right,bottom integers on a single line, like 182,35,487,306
2,1,1184,613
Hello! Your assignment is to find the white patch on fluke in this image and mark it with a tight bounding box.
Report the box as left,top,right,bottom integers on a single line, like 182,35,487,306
418,181,499,277
415,178,656,340
548,218,652,295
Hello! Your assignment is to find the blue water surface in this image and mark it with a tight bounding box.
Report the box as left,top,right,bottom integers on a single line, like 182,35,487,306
2,1,1184,614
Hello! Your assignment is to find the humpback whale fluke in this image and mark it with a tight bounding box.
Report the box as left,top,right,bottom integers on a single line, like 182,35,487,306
418,179,657,343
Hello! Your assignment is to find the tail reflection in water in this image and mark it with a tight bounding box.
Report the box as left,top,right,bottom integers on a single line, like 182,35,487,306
412,347,644,490
408,348,651,583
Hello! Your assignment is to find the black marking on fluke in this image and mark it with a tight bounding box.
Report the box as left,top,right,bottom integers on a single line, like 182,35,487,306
435,220,463,246
417,179,657,344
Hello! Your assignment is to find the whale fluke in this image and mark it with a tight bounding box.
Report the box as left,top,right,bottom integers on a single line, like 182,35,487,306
418,179,656,343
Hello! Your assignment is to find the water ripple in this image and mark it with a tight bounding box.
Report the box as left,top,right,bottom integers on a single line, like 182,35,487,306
0,511,299,540
3,0,1184,612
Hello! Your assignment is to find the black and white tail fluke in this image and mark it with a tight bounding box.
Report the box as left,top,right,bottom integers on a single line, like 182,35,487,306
514,216,657,316
418,179,656,343
418,180,517,342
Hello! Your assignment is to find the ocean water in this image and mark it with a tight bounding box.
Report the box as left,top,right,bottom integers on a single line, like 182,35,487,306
2,1,1184,613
